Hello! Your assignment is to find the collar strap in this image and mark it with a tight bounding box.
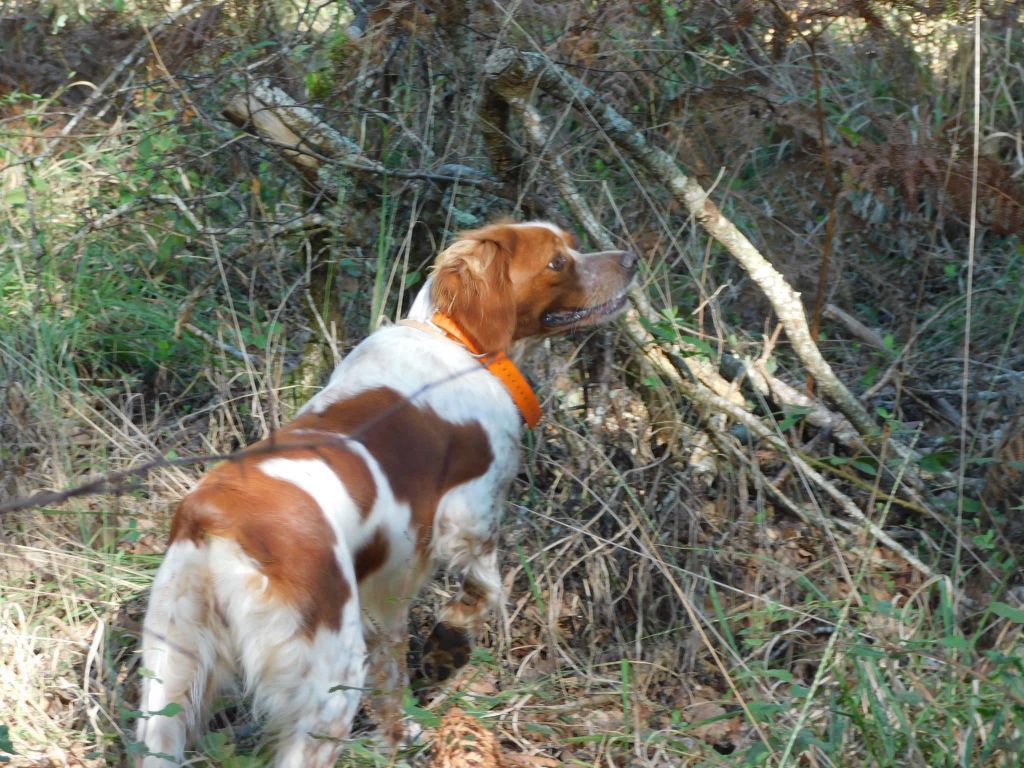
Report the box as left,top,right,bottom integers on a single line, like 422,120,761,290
399,314,542,429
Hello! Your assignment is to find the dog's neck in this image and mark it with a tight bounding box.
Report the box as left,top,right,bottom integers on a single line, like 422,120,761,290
406,278,535,363
403,279,541,428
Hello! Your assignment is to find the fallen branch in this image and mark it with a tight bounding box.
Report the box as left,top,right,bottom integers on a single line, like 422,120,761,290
490,72,879,471
823,303,894,355
741,354,862,447
222,80,500,196
483,49,925,469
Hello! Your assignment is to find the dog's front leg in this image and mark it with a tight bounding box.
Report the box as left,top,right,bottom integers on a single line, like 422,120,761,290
421,540,501,682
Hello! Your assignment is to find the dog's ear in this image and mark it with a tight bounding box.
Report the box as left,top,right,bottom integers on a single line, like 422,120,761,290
431,227,517,353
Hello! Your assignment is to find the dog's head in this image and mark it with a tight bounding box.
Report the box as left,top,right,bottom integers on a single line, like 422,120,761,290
428,221,637,353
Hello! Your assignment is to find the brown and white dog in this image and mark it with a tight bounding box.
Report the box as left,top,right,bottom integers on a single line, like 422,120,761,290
136,221,637,766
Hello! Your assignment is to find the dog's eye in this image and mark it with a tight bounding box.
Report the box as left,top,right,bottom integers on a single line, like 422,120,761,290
548,253,568,271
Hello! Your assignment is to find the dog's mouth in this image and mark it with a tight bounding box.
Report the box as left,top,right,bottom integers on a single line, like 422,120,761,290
541,291,630,329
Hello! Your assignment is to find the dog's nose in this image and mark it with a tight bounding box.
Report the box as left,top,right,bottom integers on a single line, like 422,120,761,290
619,251,638,273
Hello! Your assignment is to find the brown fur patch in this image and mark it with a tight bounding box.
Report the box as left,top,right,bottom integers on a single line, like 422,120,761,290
169,386,492,636
355,526,390,582
431,235,516,353
171,468,351,637
288,387,494,550
168,424,379,636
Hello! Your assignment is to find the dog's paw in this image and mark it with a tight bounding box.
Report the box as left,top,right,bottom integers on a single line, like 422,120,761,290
398,718,423,747
420,622,472,682
370,717,423,752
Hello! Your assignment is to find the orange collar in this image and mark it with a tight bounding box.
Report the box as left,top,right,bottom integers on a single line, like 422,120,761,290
399,313,541,429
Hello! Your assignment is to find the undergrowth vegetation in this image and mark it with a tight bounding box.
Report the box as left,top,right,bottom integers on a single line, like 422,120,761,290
1,1,1023,766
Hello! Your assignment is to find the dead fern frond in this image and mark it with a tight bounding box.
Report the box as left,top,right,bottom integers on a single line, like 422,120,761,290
836,120,1024,234
944,155,1024,235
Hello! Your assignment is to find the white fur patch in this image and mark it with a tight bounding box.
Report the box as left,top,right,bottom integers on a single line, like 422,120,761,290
258,458,347,516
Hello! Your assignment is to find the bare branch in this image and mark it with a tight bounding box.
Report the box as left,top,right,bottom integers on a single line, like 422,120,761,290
483,49,888,441
222,81,501,194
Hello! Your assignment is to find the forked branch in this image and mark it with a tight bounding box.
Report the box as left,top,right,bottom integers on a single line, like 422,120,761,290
483,48,920,466
492,87,952,595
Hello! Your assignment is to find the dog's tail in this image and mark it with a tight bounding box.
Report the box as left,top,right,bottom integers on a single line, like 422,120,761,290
135,540,219,767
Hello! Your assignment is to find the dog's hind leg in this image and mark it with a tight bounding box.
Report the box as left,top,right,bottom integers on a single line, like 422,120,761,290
136,541,222,767
364,604,418,746
258,597,367,768
214,542,367,768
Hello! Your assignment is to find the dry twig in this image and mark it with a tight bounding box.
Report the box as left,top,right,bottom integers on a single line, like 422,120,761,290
222,81,500,194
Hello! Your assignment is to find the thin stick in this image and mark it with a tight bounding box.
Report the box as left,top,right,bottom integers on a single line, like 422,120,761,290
954,4,983,613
